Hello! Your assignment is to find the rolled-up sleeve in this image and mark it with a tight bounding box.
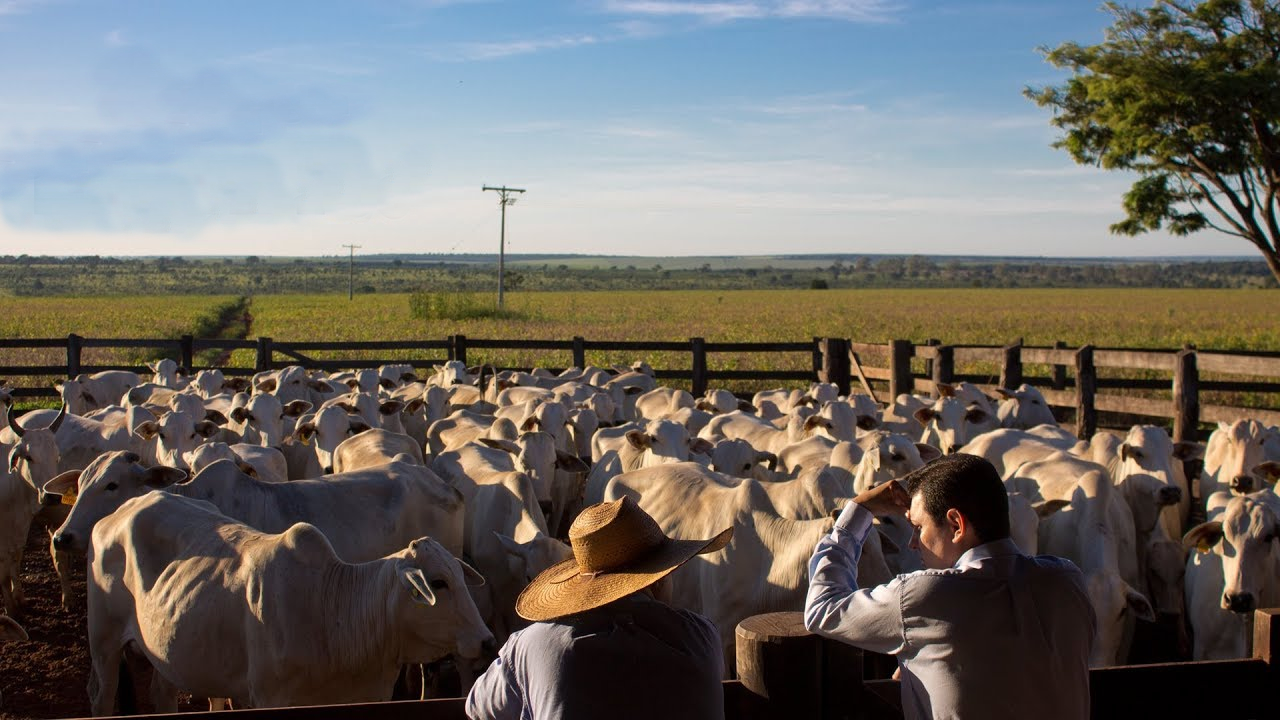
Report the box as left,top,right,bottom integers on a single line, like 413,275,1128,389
465,642,524,720
803,501,907,655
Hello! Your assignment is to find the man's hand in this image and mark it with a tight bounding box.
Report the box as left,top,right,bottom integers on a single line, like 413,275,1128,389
852,480,910,517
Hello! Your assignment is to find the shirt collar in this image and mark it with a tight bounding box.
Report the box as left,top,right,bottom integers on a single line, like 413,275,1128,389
954,537,1023,569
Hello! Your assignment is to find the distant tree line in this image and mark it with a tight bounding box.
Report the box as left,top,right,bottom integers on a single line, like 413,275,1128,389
0,254,1272,296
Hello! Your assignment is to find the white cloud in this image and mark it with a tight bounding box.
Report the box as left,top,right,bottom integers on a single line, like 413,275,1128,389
0,0,51,16
220,45,378,77
434,33,600,61
600,0,899,22
104,29,127,47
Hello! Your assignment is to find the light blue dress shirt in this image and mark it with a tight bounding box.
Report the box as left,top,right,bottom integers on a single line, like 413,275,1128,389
466,592,724,720
805,501,1095,720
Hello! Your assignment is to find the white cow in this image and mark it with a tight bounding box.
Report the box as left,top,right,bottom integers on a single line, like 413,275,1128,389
86,492,491,714
182,442,289,484
332,428,424,474
995,384,1058,429
1111,425,1200,539
56,371,141,416
293,406,372,475
1007,453,1154,666
0,408,65,614
914,395,993,456
48,453,465,563
1182,491,1280,659
134,411,220,470
228,394,312,448
1200,420,1279,499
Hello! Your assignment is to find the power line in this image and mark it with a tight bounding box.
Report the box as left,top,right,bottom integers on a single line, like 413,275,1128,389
482,185,525,309
341,244,362,300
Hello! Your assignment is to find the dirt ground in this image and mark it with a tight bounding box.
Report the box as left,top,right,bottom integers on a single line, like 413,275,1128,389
0,522,203,719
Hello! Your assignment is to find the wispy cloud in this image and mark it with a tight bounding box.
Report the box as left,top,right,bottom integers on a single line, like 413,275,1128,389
0,0,51,16
601,0,899,23
104,29,127,47
431,33,600,61
220,45,378,77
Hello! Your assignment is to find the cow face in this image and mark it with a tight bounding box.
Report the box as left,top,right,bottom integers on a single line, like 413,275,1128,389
294,406,367,474
1145,535,1187,619
995,384,1057,430
46,451,187,554
1086,569,1156,666
914,398,990,455
54,378,97,416
1183,494,1280,615
853,432,926,494
135,411,219,470
6,409,63,499
396,537,493,663
1205,420,1272,496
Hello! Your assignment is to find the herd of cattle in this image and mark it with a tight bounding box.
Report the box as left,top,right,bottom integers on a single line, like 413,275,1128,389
0,358,1278,713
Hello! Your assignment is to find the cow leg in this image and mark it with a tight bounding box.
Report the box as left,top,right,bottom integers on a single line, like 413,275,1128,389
47,530,74,612
10,546,24,609
0,556,18,617
148,671,180,714
87,646,123,717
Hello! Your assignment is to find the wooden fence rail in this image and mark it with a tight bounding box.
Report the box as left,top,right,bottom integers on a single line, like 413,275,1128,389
67,608,1277,720
3,335,1279,440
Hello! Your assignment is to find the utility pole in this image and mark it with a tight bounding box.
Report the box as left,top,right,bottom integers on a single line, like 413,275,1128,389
341,244,361,300
482,185,525,309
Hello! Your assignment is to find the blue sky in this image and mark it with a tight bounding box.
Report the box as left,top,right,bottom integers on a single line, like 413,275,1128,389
0,0,1242,258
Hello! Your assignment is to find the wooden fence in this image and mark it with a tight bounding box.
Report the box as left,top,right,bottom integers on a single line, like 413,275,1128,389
3,335,1280,441
67,608,1279,720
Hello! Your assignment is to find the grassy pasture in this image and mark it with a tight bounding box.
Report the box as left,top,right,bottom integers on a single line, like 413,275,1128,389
2,289,1276,405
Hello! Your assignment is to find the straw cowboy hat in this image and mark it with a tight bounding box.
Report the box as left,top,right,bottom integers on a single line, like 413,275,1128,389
516,497,732,622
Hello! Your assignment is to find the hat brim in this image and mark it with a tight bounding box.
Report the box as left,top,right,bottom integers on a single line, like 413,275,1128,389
515,527,733,622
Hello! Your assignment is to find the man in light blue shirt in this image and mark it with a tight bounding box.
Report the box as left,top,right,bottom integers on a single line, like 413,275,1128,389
467,497,731,720
805,453,1095,720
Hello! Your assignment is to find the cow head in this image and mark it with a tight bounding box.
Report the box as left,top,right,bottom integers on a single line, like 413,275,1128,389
1183,494,1280,615
46,450,188,555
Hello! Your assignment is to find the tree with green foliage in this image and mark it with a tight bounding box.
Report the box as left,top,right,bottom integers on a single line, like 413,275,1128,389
1027,0,1280,283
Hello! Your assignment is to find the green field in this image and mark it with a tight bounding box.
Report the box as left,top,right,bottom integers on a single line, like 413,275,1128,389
2,289,1275,388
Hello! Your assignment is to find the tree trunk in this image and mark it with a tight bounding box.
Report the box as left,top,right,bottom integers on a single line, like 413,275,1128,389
1260,242,1280,287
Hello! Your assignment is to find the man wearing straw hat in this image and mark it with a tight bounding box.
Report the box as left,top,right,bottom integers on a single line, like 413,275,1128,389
805,453,1095,720
466,496,733,720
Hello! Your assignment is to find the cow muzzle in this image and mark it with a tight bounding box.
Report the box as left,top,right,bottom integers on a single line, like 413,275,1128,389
1224,592,1256,614
1229,475,1255,494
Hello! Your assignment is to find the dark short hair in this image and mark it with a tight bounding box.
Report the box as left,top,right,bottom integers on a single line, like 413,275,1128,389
905,453,1009,543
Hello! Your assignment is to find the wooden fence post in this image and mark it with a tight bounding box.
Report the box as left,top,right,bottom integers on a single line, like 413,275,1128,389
820,338,851,397
1173,348,1200,443
1075,345,1096,439
691,337,707,397
454,335,468,366
1052,340,1068,390
1255,608,1278,682
811,337,824,384
889,340,913,401
180,335,195,372
932,345,954,389
66,334,82,378
736,613,823,719
572,336,586,370
923,338,940,380
1000,342,1023,390
255,337,272,372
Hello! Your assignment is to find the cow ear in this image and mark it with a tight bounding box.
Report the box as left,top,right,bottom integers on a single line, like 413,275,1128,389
1182,521,1224,553
556,451,590,474
694,399,714,412
625,430,652,450
235,461,259,478
478,437,520,454
204,409,229,425
935,383,955,398
804,415,832,432
756,451,778,471
964,407,989,424
494,532,524,558
458,559,486,587
624,386,645,396
520,416,541,432
1033,498,1071,518
915,443,943,463
403,398,425,415
1172,441,1203,461
296,423,317,445
913,407,937,426
1124,586,1156,623
348,418,372,435
399,567,436,606
737,399,758,414
44,470,82,499
379,378,397,390
134,421,161,440
1252,461,1280,486
143,466,187,489
379,400,404,416
282,401,313,418
310,380,336,394
856,415,881,431
195,420,220,438
230,407,250,424
1119,443,1135,462
344,378,360,390
256,379,278,394
688,437,714,456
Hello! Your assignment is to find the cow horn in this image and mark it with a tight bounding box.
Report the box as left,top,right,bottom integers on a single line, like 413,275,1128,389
47,404,67,434
7,412,24,438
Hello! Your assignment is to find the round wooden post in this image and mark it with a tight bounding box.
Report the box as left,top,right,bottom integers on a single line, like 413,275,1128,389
1075,345,1097,440
889,340,914,401
736,612,823,718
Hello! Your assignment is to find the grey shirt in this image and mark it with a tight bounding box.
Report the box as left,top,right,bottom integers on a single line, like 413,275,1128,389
465,592,725,720
805,501,1095,720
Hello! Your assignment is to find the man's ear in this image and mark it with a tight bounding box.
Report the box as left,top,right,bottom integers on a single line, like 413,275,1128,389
945,507,965,540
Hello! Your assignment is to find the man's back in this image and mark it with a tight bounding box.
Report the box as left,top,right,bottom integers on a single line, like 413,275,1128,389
466,592,724,720
895,546,1094,719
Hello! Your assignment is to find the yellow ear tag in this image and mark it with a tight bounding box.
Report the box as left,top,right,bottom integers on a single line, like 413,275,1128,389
300,435,312,446
61,489,78,506
1196,539,1213,554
